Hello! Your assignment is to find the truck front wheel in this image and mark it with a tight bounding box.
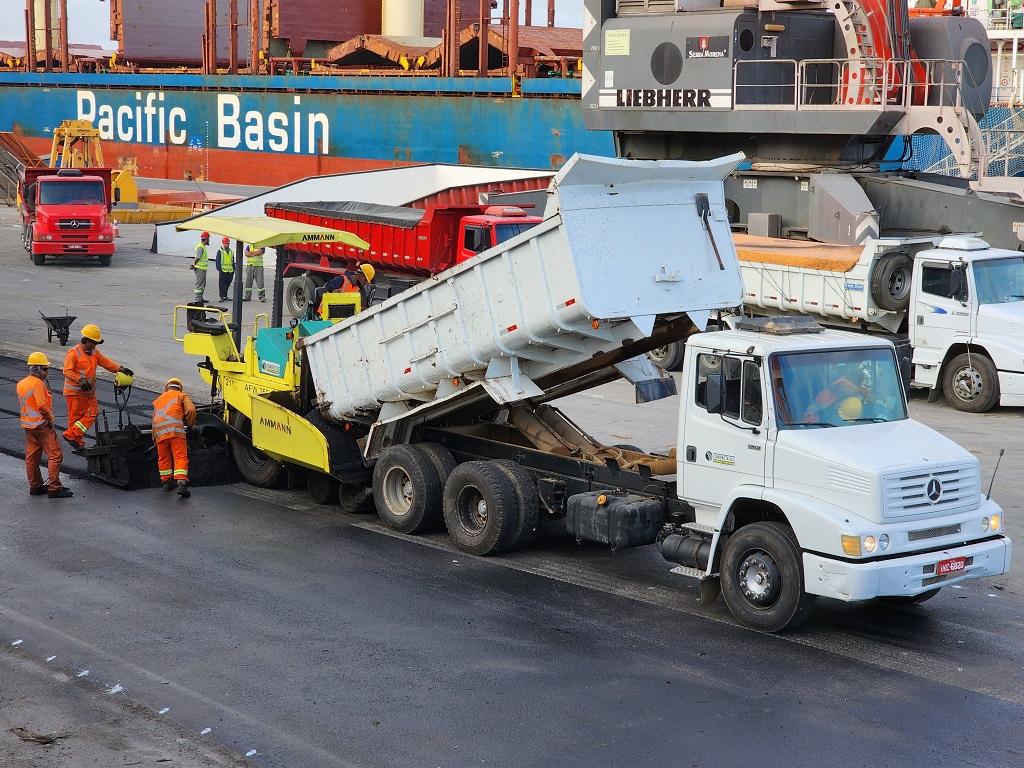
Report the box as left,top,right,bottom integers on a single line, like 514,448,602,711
229,413,284,487
943,353,999,413
32,253,45,266
443,461,520,556
373,445,443,534
720,522,815,633
98,254,112,267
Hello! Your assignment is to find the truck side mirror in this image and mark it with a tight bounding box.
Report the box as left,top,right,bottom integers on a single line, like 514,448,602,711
114,187,121,204
24,183,35,212
705,373,725,414
950,266,967,302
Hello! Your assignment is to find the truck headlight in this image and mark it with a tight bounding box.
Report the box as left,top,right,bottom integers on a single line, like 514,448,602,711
983,515,1001,532
863,535,878,554
879,534,890,551
45,234,53,241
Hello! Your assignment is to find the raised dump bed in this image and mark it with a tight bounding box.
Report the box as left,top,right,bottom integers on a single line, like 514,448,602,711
303,152,746,423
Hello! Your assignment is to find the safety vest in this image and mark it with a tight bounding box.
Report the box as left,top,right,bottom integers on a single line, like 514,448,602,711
194,243,209,270
152,390,187,442
218,247,234,273
17,375,50,429
336,273,360,292
246,247,265,267
63,343,117,396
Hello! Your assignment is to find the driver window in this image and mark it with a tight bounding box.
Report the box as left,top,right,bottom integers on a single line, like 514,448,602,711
921,265,967,300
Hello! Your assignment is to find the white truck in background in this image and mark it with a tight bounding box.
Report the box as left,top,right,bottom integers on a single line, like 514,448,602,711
652,232,1024,413
181,154,1011,633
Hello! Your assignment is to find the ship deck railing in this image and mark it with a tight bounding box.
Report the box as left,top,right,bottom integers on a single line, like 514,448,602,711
732,57,973,114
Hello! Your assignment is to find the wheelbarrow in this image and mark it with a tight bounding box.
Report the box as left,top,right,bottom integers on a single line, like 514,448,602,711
39,310,77,346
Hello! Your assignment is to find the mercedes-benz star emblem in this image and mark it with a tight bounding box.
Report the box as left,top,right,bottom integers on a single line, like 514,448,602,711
926,478,942,502
70,220,80,229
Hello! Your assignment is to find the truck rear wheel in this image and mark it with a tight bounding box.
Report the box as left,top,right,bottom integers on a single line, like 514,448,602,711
720,522,815,633
307,471,339,505
285,275,318,319
943,353,999,413
870,253,913,312
443,461,520,556
494,460,539,551
647,341,686,371
372,445,443,534
229,413,285,488
32,253,45,266
417,443,457,531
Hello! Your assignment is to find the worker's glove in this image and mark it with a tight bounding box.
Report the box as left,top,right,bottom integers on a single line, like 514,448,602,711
79,379,92,392
189,265,196,271
120,366,134,376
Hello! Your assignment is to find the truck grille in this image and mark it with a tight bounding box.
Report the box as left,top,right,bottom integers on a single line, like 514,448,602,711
57,219,93,231
908,523,962,541
882,465,978,519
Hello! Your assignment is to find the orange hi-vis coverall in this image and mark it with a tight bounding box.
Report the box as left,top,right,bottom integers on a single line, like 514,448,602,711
63,343,122,444
17,373,63,493
152,389,197,483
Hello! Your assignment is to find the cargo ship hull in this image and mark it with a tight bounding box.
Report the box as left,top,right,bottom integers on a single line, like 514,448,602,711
0,73,613,185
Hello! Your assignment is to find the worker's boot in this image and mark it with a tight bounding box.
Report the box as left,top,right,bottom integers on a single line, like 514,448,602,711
47,487,73,499
162,480,175,492
176,481,191,498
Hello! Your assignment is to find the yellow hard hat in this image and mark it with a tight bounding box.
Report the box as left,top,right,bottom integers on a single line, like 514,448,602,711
81,323,103,343
115,371,134,388
165,378,183,391
358,263,375,282
838,396,863,421
27,351,51,366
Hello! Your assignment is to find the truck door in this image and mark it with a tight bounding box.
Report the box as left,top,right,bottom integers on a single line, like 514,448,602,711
909,261,971,369
679,354,768,511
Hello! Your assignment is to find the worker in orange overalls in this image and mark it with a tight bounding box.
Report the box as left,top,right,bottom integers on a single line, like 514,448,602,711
62,323,133,449
152,378,197,498
17,352,72,498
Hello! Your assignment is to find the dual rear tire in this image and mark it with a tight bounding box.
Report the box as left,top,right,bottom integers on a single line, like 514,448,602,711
371,446,538,555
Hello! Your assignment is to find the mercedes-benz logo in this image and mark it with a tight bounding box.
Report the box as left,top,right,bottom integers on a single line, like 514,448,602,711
70,220,80,229
926,478,942,502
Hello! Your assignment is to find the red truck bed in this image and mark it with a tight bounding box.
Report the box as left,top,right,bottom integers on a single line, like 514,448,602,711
268,200,502,278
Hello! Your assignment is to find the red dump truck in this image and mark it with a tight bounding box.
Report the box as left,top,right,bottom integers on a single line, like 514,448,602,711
266,200,544,317
19,167,118,266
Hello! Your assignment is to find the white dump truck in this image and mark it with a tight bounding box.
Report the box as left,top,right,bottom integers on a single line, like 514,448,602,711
178,154,1011,633
723,233,1024,413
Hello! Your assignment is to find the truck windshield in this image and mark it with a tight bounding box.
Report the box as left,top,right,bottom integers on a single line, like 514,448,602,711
494,222,538,244
38,180,106,206
972,256,1024,305
769,348,907,428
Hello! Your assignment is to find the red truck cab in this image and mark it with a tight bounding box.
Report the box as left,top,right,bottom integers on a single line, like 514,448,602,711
20,168,118,266
458,206,541,263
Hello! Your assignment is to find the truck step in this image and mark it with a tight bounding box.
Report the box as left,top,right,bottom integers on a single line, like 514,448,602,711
669,565,706,579
683,521,715,535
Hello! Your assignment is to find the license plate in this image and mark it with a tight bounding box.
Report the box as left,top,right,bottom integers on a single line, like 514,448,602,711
936,556,967,576
65,245,85,251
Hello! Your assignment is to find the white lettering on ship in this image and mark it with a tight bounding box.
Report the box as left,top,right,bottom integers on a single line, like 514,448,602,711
76,90,330,154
